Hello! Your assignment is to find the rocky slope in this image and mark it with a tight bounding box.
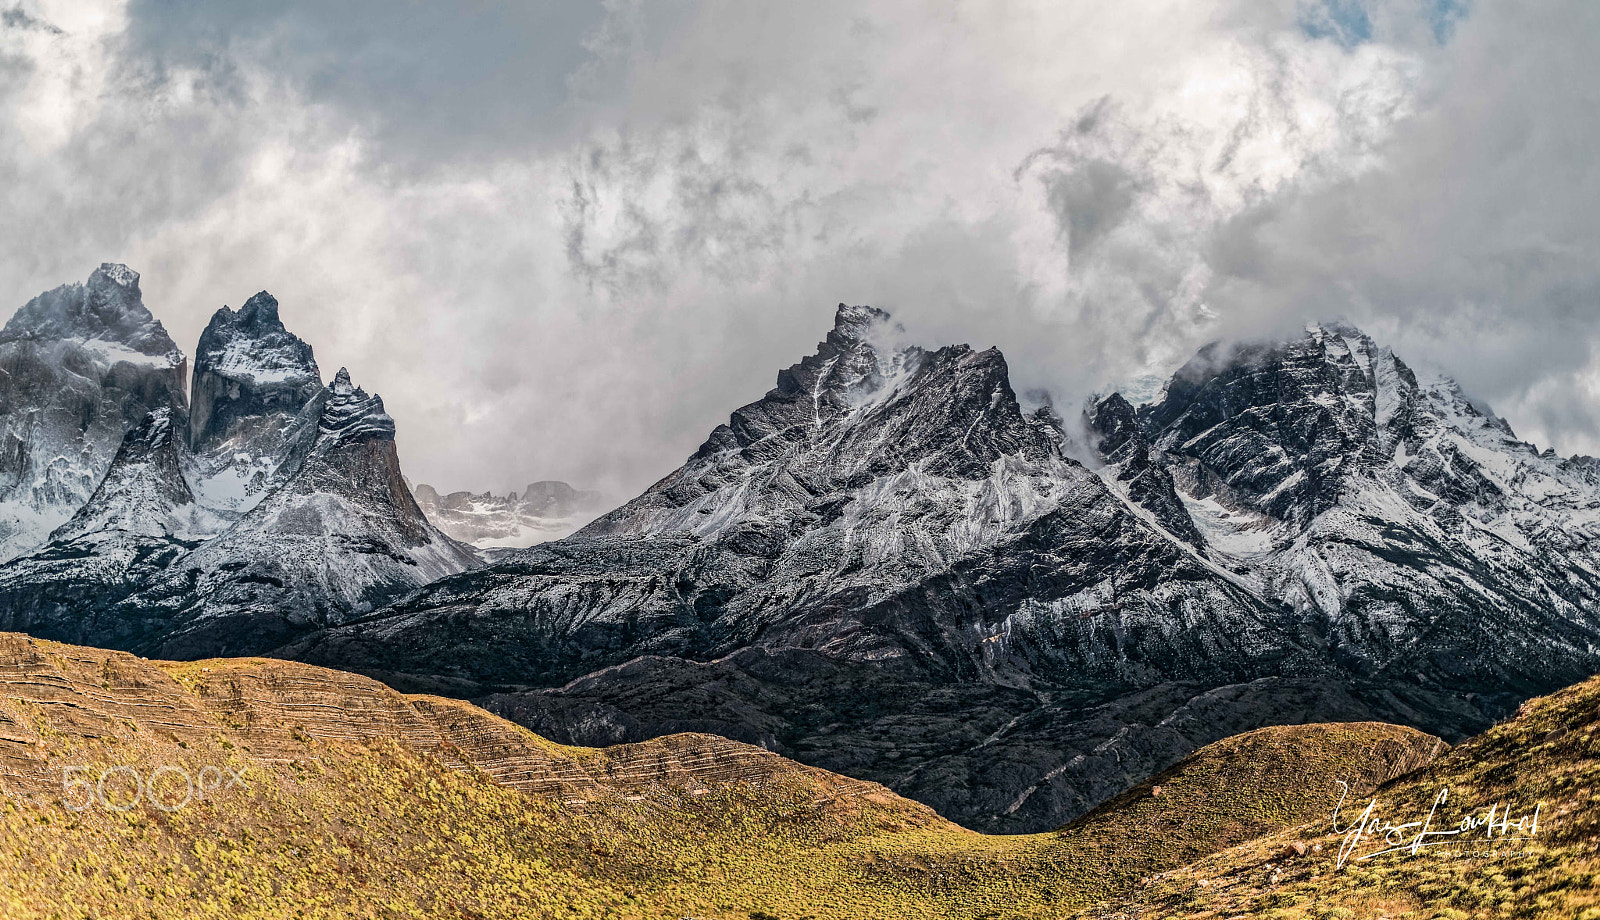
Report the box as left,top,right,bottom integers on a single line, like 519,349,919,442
0,408,208,644
0,631,1443,920
1122,322,1600,712
285,308,1600,837
0,630,904,809
413,479,609,549
0,264,186,560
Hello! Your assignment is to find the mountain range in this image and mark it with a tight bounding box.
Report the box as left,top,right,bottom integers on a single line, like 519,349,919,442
412,480,610,550
0,266,478,658
2,267,1600,840
283,305,1600,833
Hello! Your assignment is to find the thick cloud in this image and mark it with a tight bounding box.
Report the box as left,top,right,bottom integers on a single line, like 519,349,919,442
122,0,604,164
0,0,1593,501
1206,1,1600,452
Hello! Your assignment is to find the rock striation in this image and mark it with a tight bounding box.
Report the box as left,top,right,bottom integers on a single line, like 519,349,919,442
0,630,922,817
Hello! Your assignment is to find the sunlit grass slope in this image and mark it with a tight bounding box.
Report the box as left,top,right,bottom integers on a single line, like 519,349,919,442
1075,673,1600,920
0,632,1438,919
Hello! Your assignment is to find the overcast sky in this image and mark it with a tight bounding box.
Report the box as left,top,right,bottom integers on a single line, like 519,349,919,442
1,0,1595,497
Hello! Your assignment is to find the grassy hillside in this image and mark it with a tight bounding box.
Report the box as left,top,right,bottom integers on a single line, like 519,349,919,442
1075,673,1600,920
0,632,1440,919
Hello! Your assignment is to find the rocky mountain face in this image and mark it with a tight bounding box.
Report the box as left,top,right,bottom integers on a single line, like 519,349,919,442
0,273,478,659
0,265,186,561
186,291,323,516
50,407,201,544
1126,323,1600,708
97,368,481,658
0,407,208,644
1085,391,1205,547
284,308,1600,836
414,480,609,549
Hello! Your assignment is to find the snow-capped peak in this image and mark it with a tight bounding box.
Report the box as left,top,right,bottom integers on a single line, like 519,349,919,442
92,262,140,290
829,303,891,343
190,291,323,457
0,265,188,560
193,291,320,388
0,262,180,361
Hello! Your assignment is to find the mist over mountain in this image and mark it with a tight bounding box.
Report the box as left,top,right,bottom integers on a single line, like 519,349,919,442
4,2,1592,503
0,3,1595,917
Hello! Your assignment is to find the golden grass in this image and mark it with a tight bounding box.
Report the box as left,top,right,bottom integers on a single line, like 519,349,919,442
0,633,1471,919
1075,677,1600,920
0,707,1437,917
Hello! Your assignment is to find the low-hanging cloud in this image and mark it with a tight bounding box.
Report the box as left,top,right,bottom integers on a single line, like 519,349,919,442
0,0,1594,502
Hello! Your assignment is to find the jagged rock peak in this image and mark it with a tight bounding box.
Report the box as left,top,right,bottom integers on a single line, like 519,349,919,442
1141,319,1417,525
190,291,322,453
320,368,396,443
1564,455,1600,487
828,303,891,346
0,263,180,361
194,291,320,386
238,290,281,323
688,304,909,461
1088,392,1141,459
